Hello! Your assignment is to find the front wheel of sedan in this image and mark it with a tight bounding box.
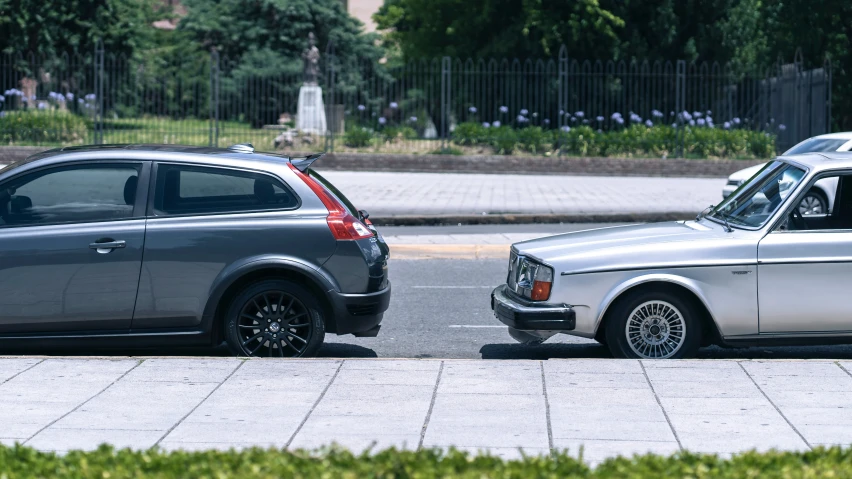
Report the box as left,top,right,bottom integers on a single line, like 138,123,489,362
605,290,701,359
225,280,325,358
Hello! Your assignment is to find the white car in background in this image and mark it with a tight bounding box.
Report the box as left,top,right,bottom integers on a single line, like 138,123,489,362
722,132,852,214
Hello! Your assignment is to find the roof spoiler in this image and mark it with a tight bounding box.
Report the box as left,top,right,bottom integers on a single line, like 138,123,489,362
289,153,325,172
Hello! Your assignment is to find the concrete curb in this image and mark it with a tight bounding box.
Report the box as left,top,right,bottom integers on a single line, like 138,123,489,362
373,212,694,226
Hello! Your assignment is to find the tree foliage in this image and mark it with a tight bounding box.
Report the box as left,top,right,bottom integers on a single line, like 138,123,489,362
0,0,163,58
374,0,852,129
178,0,383,72
374,0,623,59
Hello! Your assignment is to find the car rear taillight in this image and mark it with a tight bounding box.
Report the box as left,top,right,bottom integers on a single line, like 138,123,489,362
530,264,553,301
288,163,373,240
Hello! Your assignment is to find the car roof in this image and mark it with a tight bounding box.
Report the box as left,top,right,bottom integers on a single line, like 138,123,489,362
779,152,852,172
809,131,852,141
12,144,303,171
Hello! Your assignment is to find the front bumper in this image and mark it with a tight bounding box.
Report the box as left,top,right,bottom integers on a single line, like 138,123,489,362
328,282,392,336
490,285,575,331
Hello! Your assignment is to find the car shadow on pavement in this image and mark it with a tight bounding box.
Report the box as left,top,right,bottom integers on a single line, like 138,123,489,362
317,343,378,358
0,342,378,358
480,343,852,360
479,343,610,360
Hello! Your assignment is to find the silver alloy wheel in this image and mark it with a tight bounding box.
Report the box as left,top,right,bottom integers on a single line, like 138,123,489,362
798,194,826,215
625,300,686,359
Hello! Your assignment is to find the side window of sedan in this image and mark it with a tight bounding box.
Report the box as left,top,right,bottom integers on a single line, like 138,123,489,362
780,174,852,232
0,164,141,227
153,164,298,216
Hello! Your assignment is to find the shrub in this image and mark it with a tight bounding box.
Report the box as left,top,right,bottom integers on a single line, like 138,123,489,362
551,124,775,159
5,444,852,478
746,130,776,158
382,126,418,143
430,146,464,155
557,126,601,156
516,126,548,153
0,110,89,145
343,126,373,147
489,125,518,154
451,121,488,146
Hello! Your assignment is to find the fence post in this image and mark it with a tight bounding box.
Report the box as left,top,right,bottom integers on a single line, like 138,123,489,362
209,49,220,147
557,46,568,156
93,40,104,145
440,56,451,148
825,56,832,133
675,60,686,158
325,40,336,153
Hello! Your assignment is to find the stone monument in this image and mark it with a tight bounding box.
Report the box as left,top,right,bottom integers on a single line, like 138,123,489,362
296,32,327,135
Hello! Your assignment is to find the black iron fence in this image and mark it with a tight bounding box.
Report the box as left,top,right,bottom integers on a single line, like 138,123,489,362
0,44,832,158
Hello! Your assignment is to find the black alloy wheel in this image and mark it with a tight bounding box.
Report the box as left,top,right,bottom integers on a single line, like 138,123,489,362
225,280,325,357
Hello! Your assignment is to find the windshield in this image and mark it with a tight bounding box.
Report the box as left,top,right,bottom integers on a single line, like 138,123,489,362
784,138,848,155
709,160,806,229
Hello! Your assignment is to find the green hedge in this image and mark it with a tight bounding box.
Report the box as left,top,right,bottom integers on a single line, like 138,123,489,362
452,122,776,159
3,444,852,478
0,110,89,145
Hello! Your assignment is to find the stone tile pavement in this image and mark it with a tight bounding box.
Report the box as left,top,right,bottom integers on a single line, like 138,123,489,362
320,171,724,217
2,357,852,464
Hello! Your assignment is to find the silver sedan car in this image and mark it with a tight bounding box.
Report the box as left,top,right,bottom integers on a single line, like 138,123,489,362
493,152,852,359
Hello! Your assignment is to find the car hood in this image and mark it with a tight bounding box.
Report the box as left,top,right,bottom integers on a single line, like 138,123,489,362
514,221,757,275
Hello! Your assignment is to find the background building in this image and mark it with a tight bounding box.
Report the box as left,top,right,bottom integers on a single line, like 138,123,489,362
340,0,382,32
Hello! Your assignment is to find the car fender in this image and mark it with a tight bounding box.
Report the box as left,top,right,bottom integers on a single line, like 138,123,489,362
593,272,719,335
201,254,339,332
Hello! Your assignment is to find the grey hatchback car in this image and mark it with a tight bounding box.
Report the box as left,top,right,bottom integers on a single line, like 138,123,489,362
0,144,391,357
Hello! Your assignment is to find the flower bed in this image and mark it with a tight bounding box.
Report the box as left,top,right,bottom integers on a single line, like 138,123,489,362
0,110,89,145
450,122,775,159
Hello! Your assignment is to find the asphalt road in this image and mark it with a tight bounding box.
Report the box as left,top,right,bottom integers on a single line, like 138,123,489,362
14,221,852,360
318,257,852,360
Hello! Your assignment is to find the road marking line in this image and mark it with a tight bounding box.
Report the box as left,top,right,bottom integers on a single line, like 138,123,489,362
412,286,494,289
448,325,505,328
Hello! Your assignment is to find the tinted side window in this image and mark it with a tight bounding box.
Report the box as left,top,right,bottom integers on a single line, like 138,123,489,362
154,165,298,215
0,164,141,227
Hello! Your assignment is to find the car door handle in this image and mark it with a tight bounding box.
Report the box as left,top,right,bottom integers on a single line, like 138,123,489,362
89,240,126,251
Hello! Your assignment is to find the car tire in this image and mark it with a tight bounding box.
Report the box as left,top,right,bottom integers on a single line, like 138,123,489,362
604,289,702,359
224,279,325,358
798,189,828,216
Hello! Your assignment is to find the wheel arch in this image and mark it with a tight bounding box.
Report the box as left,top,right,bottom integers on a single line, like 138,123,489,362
203,256,340,345
593,274,722,345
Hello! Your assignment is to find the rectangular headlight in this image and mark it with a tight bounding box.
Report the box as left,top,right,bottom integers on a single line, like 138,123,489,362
516,257,553,301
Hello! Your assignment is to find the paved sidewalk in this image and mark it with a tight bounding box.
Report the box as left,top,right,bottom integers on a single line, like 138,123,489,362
2,357,850,464
320,171,723,217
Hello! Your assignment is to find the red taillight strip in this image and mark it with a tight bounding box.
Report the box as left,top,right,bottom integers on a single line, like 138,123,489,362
287,163,372,240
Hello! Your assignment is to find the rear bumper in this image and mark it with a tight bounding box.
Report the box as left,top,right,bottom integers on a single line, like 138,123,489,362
491,285,575,331
328,282,392,335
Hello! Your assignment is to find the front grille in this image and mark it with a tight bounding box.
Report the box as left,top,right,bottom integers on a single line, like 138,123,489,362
347,303,380,316
726,179,742,187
